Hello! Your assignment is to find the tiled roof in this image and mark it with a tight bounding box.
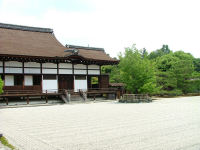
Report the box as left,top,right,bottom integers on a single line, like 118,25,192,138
0,23,118,64
0,23,53,33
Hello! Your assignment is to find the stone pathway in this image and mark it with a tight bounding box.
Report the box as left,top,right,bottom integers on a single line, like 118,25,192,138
0,97,200,150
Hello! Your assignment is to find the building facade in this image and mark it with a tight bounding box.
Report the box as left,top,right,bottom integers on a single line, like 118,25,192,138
0,23,118,93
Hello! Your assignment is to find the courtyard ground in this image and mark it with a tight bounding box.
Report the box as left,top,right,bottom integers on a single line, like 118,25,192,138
0,96,200,150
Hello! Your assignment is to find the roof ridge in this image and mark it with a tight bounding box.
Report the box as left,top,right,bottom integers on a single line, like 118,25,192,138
66,44,105,52
0,23,53,33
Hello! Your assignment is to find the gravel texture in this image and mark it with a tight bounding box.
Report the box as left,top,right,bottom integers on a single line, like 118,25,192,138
0,142,11,150
0,96,200,150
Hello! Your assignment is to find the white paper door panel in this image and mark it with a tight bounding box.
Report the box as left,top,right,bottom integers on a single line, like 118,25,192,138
74,79,87,92
42,79,58,92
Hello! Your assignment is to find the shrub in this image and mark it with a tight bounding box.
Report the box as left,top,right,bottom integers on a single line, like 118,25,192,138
0,76,3,94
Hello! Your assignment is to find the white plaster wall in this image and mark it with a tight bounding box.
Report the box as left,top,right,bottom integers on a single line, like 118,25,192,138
5,61,22,67
74,79,87,92
88,65,100,69
0,67,3,73
59,63,72,68
88,70,100,75
42,76,58,92
5,68,23,73
59,69,73,74
24,68,41,74
24,75,33,86
42,63,57,68
74,64,86,69
24,62,40,67
74,70,87,75
42,69,57,74
5,75,14,86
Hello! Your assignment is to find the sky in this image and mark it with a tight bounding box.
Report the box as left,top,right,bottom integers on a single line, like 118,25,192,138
0,0,200,58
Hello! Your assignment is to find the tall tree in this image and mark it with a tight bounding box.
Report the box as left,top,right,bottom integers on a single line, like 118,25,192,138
155,50,195,94
119,45,159,94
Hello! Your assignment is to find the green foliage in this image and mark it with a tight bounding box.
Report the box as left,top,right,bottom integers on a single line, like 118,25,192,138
158,89,183,96
0,136,15,150
194,58,200,72
148,45,171,60
119,45,160,94
91,77,98,85
102,44,200,96
185,72,200,93
0,76,3,94
155,50,196,94
101,65,122,83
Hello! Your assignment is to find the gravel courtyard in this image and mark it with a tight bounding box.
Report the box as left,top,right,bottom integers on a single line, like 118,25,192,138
0,96,200,150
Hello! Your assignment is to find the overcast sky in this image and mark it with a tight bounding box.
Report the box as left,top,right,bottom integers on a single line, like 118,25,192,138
0,0,200,58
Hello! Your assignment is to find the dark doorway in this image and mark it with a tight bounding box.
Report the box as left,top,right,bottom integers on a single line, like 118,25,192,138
58,75,73,90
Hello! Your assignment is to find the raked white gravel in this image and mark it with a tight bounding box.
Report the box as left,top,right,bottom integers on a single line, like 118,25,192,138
0,96,200,150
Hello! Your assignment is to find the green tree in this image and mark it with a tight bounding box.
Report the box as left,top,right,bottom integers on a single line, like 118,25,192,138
155,50,195,94
101,65,122,83
194,58,200,72
119,45,159,94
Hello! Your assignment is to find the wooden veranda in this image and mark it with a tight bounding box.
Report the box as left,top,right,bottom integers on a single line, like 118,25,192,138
0,88,118,105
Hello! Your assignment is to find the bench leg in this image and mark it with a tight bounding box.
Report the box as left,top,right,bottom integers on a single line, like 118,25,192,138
27,96,29,104
5,98,8,105
46,96,48,103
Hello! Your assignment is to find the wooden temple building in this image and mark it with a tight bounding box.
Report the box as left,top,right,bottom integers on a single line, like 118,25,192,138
0,23,119,104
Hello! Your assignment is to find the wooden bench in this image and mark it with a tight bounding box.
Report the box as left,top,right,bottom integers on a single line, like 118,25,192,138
0,90,63,105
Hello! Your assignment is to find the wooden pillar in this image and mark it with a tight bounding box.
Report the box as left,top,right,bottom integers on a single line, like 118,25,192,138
72,63,74,75
86,65,88,75
99,65,102,75
40,63,43,93
57,62,59,74
22,62,25,90
22,62,24,74
40,63,42,74
2,60,5,74
72,64,74,90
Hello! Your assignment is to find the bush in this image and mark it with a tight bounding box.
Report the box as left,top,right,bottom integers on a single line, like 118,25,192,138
0,76,3,94
157,89,183,97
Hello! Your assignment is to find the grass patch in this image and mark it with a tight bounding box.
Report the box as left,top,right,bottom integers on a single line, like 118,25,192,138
0,136,15,150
